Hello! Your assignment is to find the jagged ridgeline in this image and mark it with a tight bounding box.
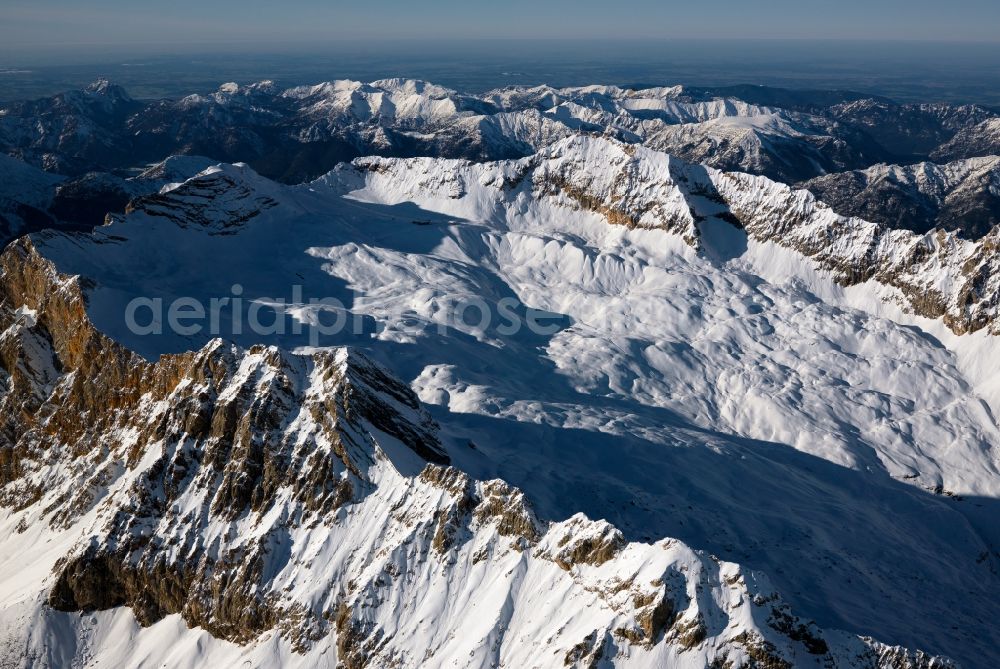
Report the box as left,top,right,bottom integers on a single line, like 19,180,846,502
0,234,955,668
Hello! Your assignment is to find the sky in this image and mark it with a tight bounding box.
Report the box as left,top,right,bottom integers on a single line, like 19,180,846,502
1,0,999,56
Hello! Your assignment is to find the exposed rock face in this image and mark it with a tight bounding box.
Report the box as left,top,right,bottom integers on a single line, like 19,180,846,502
47,155,220,232
123,163,282,233
0,235,957,667
1,235,440,635
800,156,1000,239
0,152,220,246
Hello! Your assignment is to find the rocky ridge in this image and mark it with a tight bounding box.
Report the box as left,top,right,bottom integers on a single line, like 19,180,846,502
932,118,1000,163
344,136,1000,337
0,221,959,666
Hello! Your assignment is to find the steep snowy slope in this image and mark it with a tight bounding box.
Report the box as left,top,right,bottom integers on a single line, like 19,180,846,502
802,156,1000,238
19,137,1000,666
0,238,954,668
0,153,218,246
46,154,219,231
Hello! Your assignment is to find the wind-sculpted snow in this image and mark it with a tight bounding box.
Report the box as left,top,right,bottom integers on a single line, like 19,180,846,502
10,136,1000,666
0,240,957,668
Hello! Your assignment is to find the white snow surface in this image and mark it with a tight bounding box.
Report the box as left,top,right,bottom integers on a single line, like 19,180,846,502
11,136,1000,667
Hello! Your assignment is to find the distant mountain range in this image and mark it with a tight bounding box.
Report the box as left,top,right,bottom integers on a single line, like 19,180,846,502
802,156,1000,238
2,78,1000,240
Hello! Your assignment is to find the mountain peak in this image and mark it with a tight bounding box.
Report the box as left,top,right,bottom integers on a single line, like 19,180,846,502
216,79,278,96
368,77,455,97
85,77,112,93
84,77,131,101
2,74,1000,668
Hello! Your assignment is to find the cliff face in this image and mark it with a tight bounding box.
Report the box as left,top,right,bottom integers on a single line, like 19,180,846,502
0,236,957,667
0,237,444,648
558,139,1000,337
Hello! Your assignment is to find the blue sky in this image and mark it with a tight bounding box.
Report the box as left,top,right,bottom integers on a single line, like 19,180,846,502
2,0,999,49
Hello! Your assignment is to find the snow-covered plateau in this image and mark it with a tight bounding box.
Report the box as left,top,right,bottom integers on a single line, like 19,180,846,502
1,134,998,668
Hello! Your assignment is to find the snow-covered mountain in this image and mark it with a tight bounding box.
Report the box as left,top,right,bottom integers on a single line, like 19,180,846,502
47,154,219,230
0,79,1000,248
3,77,988,185
6,77,1000,247
0,153,218,246
932,118,1000,163
0,239,950,668
483,84,892,182
0,78,141,174
5,135,999,667
802,156,1000,237
825,99,996,158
